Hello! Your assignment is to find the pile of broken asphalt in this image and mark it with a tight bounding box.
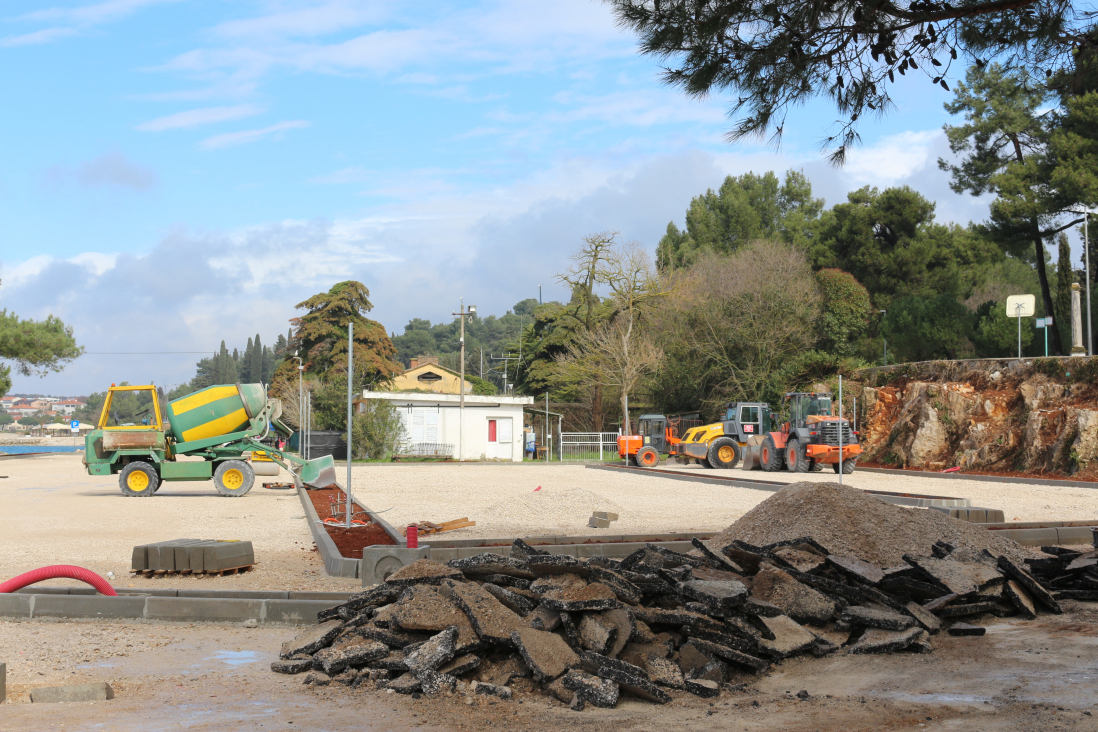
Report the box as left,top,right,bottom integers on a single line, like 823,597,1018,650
270,536,1092,711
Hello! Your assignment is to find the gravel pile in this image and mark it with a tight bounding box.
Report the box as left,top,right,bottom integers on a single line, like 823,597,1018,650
708,482,1027,566
271,529,1078,710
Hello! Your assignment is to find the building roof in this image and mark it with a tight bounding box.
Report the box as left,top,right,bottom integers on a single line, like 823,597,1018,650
360,390,533,406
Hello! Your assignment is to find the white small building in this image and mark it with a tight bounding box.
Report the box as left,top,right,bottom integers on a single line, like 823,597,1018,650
359,391,534,462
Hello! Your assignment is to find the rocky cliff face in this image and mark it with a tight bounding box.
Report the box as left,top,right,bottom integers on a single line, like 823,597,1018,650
855,358,1098,479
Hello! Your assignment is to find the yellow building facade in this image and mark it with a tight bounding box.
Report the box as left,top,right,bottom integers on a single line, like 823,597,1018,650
390,357,472,395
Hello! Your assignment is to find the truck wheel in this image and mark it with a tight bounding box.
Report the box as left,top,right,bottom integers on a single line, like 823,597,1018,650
699,456,714,469
786,439,809,473
832,459,857,474
636,446,660,468
810,460,823,472
707,438,740,469
214,460,255,497
761,436,783,472
119,461,159,497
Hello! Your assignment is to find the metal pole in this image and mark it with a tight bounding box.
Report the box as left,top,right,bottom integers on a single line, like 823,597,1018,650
1086,213,1093,357
1044,319,1049,358
459,298,465,463
306,392,311,460
838,375,843,486
346,322,353,529
1017,303,1022,358
545,393,549,463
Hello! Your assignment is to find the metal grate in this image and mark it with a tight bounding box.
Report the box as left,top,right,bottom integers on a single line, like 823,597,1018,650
819,421,854,446
398,442,455,457
560,432,620,461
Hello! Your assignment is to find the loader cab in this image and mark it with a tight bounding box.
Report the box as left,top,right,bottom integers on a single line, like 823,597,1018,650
638,414,668,453
785,392,833,430
723,402,772,442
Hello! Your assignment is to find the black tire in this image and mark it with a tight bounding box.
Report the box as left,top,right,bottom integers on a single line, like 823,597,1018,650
119,461,159,497
636,446,660,468
699,456,715,469
786,439,809,473
810,460,824,472
626,454,638,467
832,459,857,474
761,436,783,472
214,460,255,497
707,437,740,469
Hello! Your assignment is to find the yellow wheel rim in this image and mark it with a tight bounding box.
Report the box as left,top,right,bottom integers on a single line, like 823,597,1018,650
222,468,244,490
127,470,149,490
718,446,735,462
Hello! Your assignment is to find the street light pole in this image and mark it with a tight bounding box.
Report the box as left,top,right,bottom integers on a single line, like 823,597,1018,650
345,322,353,529
293,353,303,454
1086,212,1093,357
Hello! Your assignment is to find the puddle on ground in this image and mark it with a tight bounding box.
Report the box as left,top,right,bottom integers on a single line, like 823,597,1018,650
206,650,260,666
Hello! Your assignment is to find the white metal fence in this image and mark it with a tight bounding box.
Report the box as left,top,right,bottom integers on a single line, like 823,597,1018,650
559,432,620,461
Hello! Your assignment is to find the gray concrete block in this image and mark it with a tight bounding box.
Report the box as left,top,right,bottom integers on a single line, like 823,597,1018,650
202,542,255,572
426,547,457,563
361,545,431,586
30,682,114,704
266,600,342,624
985,509,1006,523
587,517,612,528
33,595,147,620
1,661,6,703
0,594,37,617
145,597,263,622
176,589,278,600
287,592,356,601
994,528,1060,547
1057,527,1095,545
593,512,619,521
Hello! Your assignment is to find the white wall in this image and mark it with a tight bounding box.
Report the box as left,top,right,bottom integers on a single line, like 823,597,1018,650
396,403,525,462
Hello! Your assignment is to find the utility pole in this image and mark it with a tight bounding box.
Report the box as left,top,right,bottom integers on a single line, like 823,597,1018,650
878,311,887,366
491,354,518,394
453,300,476,461
293,352,303,454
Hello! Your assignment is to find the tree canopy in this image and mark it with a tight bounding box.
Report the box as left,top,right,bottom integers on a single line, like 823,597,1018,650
0,288,82,398
605,0,1096,161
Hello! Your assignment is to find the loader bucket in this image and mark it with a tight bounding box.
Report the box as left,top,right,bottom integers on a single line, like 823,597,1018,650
298,454,338,489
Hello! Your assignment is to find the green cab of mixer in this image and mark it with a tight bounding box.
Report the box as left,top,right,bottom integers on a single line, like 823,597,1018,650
82,383,336,497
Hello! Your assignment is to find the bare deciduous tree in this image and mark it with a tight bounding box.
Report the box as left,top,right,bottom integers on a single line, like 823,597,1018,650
557,238,671,434
655,240,821,413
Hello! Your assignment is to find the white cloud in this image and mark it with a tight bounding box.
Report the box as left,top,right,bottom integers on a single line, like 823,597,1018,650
842,130,941,185
135,104,264,131
198,121,310,150
0,27,77,47
45,152,158,191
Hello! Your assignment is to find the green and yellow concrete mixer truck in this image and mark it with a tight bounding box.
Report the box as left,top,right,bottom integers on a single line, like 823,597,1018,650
82,383,337,497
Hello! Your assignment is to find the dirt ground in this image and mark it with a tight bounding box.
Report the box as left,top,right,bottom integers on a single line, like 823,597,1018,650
3,606,1098,731
4,454,1098,729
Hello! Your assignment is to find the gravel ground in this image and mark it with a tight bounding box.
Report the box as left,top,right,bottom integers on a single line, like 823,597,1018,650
3,454,1095,593
0,454,356,592
651,462,1098,524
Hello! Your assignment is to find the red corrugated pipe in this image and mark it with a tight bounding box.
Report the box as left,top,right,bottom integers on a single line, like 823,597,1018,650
0,565,117,596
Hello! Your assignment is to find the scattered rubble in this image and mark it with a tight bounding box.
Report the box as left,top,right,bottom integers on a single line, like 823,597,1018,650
272,482,1096,711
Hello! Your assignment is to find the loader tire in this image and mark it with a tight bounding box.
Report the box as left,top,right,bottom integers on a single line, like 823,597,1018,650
707,438,740,469
699,456,714,469
120,461,159,497
786,439,809,473
214,460,255,497
760,436,783,472
832,459,857,474
636,446,660,468
810,460,824,472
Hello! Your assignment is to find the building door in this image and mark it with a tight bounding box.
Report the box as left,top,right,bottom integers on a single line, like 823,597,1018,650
487,419,498,459
496,418,513,461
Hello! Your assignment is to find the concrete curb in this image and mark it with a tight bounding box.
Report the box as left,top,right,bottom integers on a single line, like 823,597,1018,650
297,484,361,579
11,587,355,600
981,520,1098,547
857,466,1098,489
0,592,341,624
585,463,971,508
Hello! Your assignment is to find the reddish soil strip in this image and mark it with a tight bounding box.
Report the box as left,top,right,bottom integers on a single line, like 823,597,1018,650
306,487,396,558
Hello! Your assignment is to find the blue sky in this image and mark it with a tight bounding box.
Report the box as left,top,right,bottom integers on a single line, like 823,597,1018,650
1,0,1017,395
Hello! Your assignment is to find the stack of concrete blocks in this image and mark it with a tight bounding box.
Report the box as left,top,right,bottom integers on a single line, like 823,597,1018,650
132,539,255,573
588,511,619,529
929,507,1006,524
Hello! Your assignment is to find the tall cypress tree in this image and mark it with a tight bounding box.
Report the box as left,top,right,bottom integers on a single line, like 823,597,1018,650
241,338,254,382
1056,233,1074,348
250,334,263,385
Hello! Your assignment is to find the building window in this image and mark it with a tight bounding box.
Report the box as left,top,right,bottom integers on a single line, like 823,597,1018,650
417,371,443,383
